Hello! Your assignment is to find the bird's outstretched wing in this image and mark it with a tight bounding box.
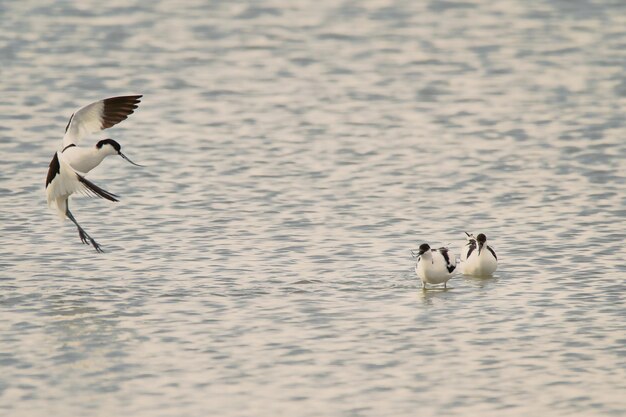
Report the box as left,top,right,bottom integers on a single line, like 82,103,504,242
462,231,477,261
46,152,119,208
464,231,476,241
62,95,142,148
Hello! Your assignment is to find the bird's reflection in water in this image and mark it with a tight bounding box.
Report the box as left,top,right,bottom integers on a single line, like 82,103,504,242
416,285,454,306
461,274,500,289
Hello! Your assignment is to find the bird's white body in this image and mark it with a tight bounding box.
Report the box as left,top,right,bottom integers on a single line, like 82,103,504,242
415,247,456,288
46,152,118,217
460,233,498,277
62,145,117,174
46,153,76,217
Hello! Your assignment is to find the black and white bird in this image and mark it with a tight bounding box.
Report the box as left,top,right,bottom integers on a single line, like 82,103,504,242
460,232,498,276
45,95,143,252
412,243,457,289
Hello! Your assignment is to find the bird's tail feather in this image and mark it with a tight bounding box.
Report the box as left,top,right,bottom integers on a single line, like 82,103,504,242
49,198,67,220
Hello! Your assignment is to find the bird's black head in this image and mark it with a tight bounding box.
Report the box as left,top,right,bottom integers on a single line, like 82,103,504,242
95,138,144,167
476,233,487,255
418,243,431,255
96,138,121,152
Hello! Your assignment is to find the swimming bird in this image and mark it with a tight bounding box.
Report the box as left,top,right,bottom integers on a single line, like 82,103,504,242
412,243,456,289
460,232,498,276
45,95,143,252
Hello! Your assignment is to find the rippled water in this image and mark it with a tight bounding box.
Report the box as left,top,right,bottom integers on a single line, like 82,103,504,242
1,1,625,416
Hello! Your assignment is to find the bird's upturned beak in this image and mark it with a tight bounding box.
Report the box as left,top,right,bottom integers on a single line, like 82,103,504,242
119,151,144,167
478,242,484,255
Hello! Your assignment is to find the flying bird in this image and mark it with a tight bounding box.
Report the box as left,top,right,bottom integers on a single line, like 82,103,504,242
45,95,143,252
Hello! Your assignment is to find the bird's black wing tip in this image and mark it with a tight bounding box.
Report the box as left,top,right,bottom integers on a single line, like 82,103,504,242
77,174,119,202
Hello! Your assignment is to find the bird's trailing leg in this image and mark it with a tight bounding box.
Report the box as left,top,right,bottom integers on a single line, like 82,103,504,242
65,205,103,253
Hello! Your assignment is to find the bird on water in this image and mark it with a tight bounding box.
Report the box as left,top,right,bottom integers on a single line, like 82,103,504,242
460,232,498,276
412,243,457,289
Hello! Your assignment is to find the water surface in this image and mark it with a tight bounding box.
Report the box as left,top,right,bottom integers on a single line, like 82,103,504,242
1,1,625,416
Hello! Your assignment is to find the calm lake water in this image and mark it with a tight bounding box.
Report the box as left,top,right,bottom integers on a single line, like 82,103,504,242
1,0,625,416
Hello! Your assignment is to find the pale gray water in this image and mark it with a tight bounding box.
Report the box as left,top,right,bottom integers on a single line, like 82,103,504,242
1,0,625,416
